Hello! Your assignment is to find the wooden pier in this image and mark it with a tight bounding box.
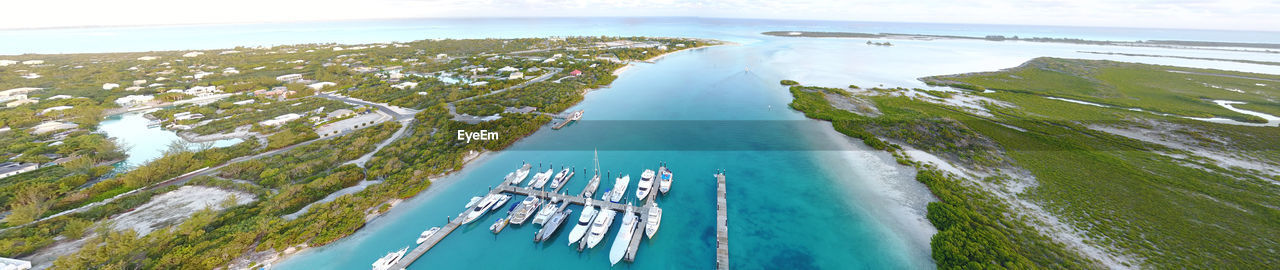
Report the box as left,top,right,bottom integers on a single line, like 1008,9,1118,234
551,110,583,130
390,212,463,270
715,172,730,270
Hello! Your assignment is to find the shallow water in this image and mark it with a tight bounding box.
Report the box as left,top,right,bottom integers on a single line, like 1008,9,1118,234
32,18,1277,270
97,111,242,169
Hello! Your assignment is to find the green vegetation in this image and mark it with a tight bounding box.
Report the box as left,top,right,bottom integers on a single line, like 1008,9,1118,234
789,57,1280,268
0,36,709,268
789,85,1094,268
922,57,1280,122
779,80,799,86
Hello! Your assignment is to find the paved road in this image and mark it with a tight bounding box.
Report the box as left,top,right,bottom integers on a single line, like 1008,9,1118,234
446,68,562,119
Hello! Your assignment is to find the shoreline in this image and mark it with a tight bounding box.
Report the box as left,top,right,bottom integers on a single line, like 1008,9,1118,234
613,41,736,76
249,41,722,268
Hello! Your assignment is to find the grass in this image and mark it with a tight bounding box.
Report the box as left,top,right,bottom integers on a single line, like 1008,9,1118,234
924,57,1280,122
789,57,1280,268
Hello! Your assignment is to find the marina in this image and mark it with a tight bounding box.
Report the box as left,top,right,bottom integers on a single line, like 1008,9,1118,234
551,110,584,130
389,162,687,269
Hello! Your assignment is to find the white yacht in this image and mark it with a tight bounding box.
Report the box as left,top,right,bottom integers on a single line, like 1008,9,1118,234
608,175,630,203
636,169,655,200
489,194,512,212
658,166,673,194
370,246,408,270
463,196,483,209
550,167,573,190
416,226,441,244
529,169,553,189
610,209,639,265
582,149,602,198
567,203,598,245
586,209,617,249
461,195,497,224
645,204,662,239
583,174,601,198
532,198,561,225
508,196,542,225
507,163,532,185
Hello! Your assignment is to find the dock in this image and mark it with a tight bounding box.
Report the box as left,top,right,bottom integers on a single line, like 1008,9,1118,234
390,213,463,270
551,110,583,130
390,163,698,269
715,172,729,270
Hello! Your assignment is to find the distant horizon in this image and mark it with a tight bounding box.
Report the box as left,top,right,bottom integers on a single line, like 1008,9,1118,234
3,15,1277,35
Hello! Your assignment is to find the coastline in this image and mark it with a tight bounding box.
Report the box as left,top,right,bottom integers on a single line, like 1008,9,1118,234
249,42,720,268
613,40,737,76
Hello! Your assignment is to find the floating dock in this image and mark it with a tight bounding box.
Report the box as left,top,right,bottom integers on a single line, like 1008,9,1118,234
716,172,729,270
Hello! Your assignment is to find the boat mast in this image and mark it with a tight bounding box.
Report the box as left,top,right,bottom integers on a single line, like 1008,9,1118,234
593,148,600,176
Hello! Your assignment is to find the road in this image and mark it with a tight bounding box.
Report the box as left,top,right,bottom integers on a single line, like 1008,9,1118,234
445,67,561,120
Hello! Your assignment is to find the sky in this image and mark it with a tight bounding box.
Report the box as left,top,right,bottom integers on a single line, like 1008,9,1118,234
2,0,1277,31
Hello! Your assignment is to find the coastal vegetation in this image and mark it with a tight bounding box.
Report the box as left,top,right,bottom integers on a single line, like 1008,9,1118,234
787,57,1280,268
0,36,711,267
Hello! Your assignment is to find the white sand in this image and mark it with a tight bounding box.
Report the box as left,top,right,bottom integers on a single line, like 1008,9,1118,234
109,186,255,235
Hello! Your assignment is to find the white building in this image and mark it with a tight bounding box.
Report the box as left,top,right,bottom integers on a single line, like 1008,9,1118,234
31,121,77,134
276,74,304,82
102,83,120,90
0,162,38,180
232,99,256,106
392,81,419,89
137,56,159,61
21,60,43,65
182,51,204,57
115,95,154,107
497,66,519,72
307,82,336,90
47,94,73,100
0,60,16,66
259,113,302,126
185,86,220,96
436,53,448,59
41,106,73,114
508,72,524,80
132,79,147,85
193,71,214,80
222,68,240,75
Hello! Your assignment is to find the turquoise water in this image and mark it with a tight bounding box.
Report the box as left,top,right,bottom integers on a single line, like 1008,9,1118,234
97,111,242,169
277,42,933,269
31,18,1277,270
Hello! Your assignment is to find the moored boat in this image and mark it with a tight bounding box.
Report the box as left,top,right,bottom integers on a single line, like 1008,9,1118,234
585,209,617,249
490,217,508,234
508,196,542,225
535,209,572,242
529,169,553,189
416,226,442,244
645,204,662,239
582,174,601,198
489,194,512,212
567,203,598,245
461,195,498,224
636,169,655,200
550,167,573,190
507,163,532,185
464,196,483,208
532,198,561,225
609,209,638,265
658,166,673,194
370,246,408,270
608,175,630,203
